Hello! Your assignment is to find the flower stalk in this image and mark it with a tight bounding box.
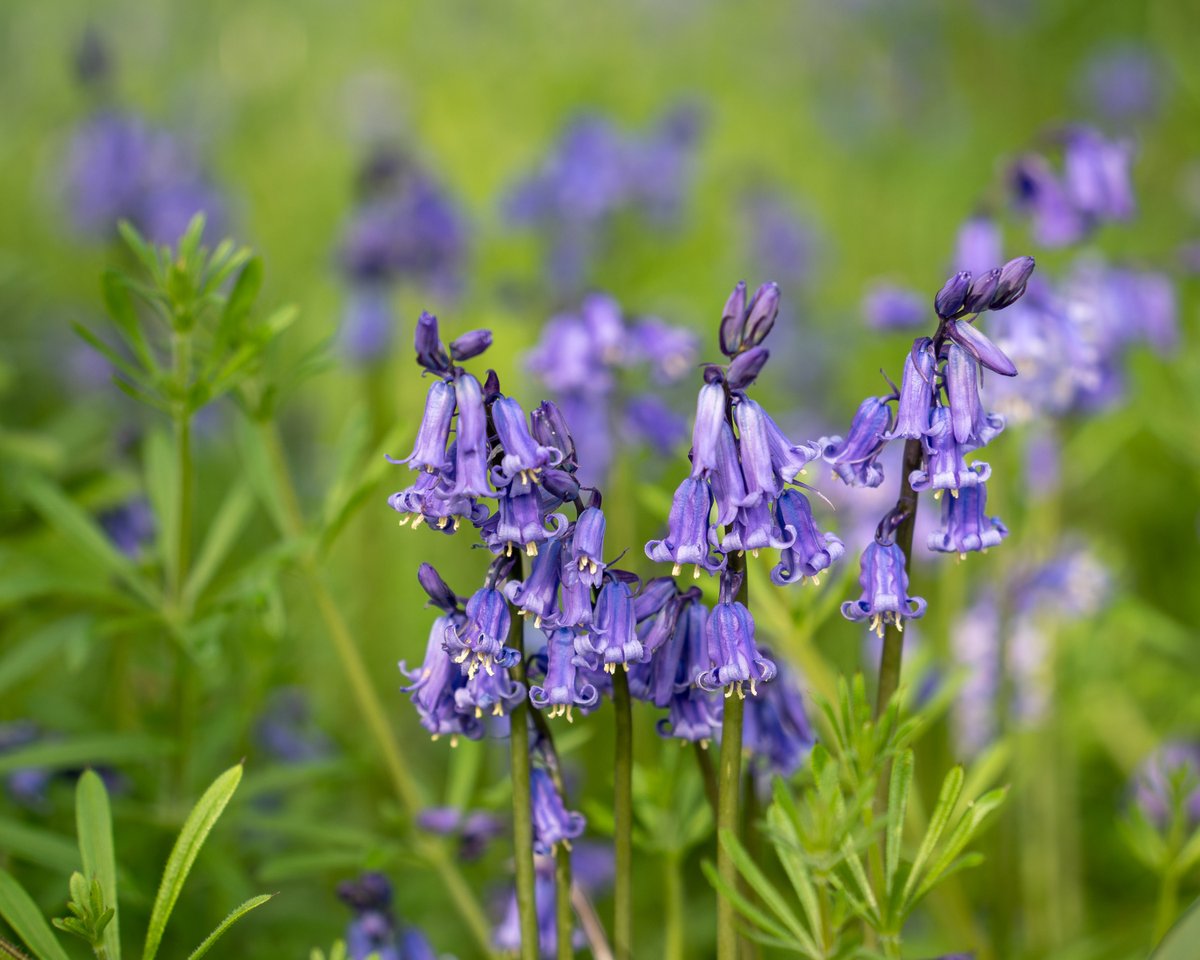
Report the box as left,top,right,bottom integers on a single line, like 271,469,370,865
612,665,634,960
716,549,748,960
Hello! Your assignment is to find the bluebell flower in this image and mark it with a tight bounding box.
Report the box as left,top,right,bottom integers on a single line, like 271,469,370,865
503,537,563,628
570,506,607,588
690,381,729,477
697,573,777,697
417,562,462,614
400,618,483,743
397,378,455,473
98,498,155,559
494,855,586,958
718,499,794,557
944,319,1018,378
772,489,844,585
726,346,770,391
709,422,749,527
863,283,927,330
255,688,334,764
927,483,1008,556
447,373,492,498
632,592,705,709
491,397,560,486
761,408,822,484
841,540,927,637
645,476,724,578
720,281,749,356
743,656,815,786
584,576,644,672
556,546,595,629
450,329,493,363
954,216,1004,277
491,486,568,557
1062,127,1135,224
884,338,936,441
531,400,578,467
1133,744,1200,829
445,587,518,677
417,807,506,861
658,689,725,747
821,396,892,488
1079,43,1162,123
934,272,972,320
530,627,600,720
627,320,700,383
633,576,681,622
531,767,586,853
734,398,782,506
338,872,400,960
910,405,991,495
455,665,526,720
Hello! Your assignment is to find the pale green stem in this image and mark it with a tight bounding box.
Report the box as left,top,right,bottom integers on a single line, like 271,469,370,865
664,852,684,960
716,550,748,960
506,579,539,960
613,666,634,960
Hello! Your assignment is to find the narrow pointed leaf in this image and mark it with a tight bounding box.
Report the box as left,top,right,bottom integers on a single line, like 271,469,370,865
885,749,914,900
76,771,120,960
143,764,243,960
186,894,273,960
0,870,72,960
183,482,255,607
902,765,964,905
701,861,812,953
717,829,817,950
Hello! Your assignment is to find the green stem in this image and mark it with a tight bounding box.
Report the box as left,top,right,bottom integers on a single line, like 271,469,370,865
169,332,195,800
556,847,574,960
694,741,719,814
664,852,684,960
256,420,495,955
1154,865,1180,945
716,552,748,960
506,572,539,960
613,666,634,960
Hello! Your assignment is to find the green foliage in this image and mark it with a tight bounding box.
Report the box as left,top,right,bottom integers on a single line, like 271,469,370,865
52,872,115,950
0,872,71,960
710,679,1006,958
75,772,120,960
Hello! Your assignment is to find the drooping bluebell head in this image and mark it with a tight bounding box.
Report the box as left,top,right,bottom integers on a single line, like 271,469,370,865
944,319,1018,378
657,689,724,747
556,544,595,630
690,380,728,476
632,589,706,709
399,378,455,472
645,476,724,578
455,664,526,720
885,338,936,441
821,396,892,488
503,537,562,627
446,373,492,498
417,807,506,861
338,872,400,960
771,489,844,585
623,393,689,455
709,422,748,527
761,408,822,484
490,486,568,558
492,396,560,486
927,483,1008,556
400,619,483,743
529,628,600,720
841,540,928,637
531,767,586,853
584,576,644,671
445,587,518,677
734,398,781,507
571,506,607,588
417,562,462,614
718,498,794,557
697,574,777,696
910,405,991,495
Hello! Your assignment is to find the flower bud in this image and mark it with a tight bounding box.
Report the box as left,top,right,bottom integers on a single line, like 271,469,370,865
743,282,781,347
726,346,769,389
449,328,493,362
719,281,748,357
988,256,1036,310
934,272,972,320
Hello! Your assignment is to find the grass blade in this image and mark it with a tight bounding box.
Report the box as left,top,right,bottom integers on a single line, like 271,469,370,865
0,734,170,777
186,894,273,960
76,771,120,960
143,764,243,960
0,870,71,960
717,829,819,953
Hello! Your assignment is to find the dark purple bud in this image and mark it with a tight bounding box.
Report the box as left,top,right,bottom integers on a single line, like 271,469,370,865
743,282,781,347
414,312,450,374
944,320,1018,377
417,562,460,613
988,256,1036,310
963,269,1001,315
449,328,493,362
726,346,769,389
483,369,502,399
934,272,972,320
531,400,577,465
719,281,748,357
633,576,679,622
541,468,581,502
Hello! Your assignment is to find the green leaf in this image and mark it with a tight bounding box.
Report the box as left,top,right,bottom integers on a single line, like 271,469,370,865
885,749,914,902
186,894,273,960
1153,896,1200,959
101,271,156,373
214,258,262,353
71,321,151,387
77,771,121,960
0,818,80,874
901,764,964,905
0,870,71,960
118,221,162,278
717,829,819,953
700,861,801,949
0,734,170,777
143,764,243,960
0,617,89,698
18,475,158,608
764,803,822,942
909,787,1006,906
183,482,255,607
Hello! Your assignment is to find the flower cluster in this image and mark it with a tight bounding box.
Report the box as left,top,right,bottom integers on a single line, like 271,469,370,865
504,106,703,291
1008,125,1134,247
526,293,698,485
336,872,436,960
337,149,467,363
831,255,1034,636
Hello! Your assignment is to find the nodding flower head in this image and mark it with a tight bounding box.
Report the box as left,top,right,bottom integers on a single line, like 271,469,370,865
771,489,844,585
841,540,927,637
400,619,483,744
445,587,518,677
530,627,601,720
734,398,782,506
570,506,607,588
454,665,526,720
632,588,706,709
503,536,563,627
927,483,1008,557
490,486,568,558
584,575,644,671
531,768,586,853
447,373,492,498
697,573,777,697
645,476,725,578
690,380,728,476
491,397,560,486
709,422,748,527
718,498,794,557
910,405,991,495
531,400,577,468
885,337,936,441
417,562,461,614
657,688,724,747
821,396,892,488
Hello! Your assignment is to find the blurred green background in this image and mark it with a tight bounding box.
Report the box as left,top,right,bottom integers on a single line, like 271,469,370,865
2,0,1199,957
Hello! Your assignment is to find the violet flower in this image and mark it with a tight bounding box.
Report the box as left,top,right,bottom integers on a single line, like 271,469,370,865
645,476,724,578
841,540,927,638
531,767,586,853
529,628,600,720
400,618,484,743
584,576,644,671
570,506,607,588
909,405,991,495
696,573,777,697
772,489,844,585
927,483,1008,556
743,656,815,786
445,587,517,677
821,396,892,488
503,537,563,628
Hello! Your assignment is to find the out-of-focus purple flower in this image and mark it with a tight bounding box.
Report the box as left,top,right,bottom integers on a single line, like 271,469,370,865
697,573,777,696
494,855,587,958
627,319,700,383
255,688,334,764
61,111,226,244
338,872,434,960
1010,154,1087,247
954,216,1004,277
951,593,1002,757
927,483,1008,555
743,656,815,787
821,396,892,488
645,476,723,578
623,393,688,455
417,806,506,861
657,689,724,746
772,489,844,585
531,767,586,853
841,540,927,637
1079,43,1162,123
0,722,50,809
743,193,818,291
1133,744,1200,828
863,283,927,330
98,498,155,559
340,284,395,364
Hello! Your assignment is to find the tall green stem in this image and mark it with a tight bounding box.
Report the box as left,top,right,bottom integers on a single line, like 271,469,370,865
255,421,495,955
874,437,922,718
555,847,574,960
716,552,748,960
506,567,540,960
169,332,195,800
613,666,634,960
1153,865,1180,945
664,852,684,960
